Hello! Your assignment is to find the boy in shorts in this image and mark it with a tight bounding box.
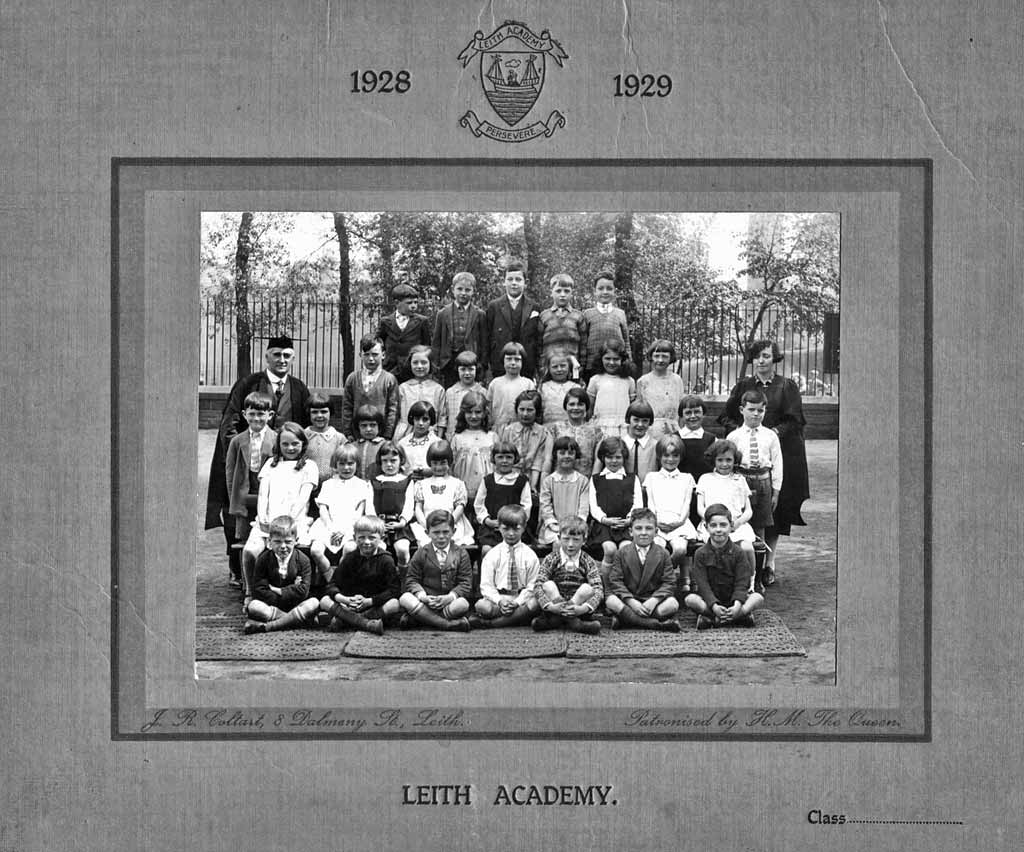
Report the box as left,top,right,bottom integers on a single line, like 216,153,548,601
399,509,473,631
725,389,782,551
318,515,401,635
532,517,603,634
243,515,319,633
684,504,764,629
605,508,681,631
471,505,541,628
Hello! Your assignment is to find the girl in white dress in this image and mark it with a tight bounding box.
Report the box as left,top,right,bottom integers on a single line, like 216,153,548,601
586,339,636,435
695,438,757,580
242,422,319,610
642,434,697,589
410,440,476,547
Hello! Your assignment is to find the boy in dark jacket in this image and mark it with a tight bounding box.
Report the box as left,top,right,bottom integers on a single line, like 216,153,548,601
243,515,319,633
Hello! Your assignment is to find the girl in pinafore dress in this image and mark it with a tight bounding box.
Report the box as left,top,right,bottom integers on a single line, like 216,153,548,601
586,339,636,436
449,390,494,511
587,436,643,569
370,441,415,572
636,338,686,438
473,441,532,558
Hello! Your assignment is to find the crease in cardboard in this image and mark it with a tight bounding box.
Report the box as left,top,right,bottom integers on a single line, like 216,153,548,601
877,1,975,181
477,0,496,34
35,556,111,664
878,2,1024,215
121,592,194,674
621,0,654,145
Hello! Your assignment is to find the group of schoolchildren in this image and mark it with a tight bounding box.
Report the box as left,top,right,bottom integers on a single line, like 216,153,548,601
228,264,784,637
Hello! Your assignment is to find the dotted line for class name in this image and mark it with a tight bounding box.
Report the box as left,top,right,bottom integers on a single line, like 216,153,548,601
846,819,964,825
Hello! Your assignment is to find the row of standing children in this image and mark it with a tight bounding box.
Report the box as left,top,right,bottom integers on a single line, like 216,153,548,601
376,265,632,387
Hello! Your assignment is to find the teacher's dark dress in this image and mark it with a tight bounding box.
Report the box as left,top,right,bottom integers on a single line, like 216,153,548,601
718,373,809,535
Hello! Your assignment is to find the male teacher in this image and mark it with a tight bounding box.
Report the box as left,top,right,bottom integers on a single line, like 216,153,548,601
204,335,311,585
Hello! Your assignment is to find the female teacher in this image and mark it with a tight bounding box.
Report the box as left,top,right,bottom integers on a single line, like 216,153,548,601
718,339,810,586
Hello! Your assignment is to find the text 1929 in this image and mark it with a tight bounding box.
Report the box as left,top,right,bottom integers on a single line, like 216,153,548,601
613,73,672,97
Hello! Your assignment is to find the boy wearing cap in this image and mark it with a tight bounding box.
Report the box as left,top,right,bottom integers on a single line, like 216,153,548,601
377,283,431,382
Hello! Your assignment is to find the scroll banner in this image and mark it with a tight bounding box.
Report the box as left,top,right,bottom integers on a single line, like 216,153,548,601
460,110,566,142
457,23,568,66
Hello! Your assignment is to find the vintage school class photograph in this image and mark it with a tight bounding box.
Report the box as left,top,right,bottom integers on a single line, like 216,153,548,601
196,210,839,684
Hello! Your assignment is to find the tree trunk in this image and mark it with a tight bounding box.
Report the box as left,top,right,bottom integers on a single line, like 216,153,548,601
613,212,644,370
333,212,355,377
234,212,255,379
377,213,396,295
522,212,544,300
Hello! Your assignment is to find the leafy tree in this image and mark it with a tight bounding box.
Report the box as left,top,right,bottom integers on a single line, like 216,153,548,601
357,212,502,303
733,213,840,361
629,214,741,369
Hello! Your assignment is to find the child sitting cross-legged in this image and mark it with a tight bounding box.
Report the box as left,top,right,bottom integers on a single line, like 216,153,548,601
684,503,764,629
604,508,681,632
243,515,320,633
318,515,401,635
531,516,603,635
469,504,540,629
399,509,473,631
241,422,318,613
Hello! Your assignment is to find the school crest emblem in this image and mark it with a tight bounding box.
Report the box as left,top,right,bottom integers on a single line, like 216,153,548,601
458,21,568,142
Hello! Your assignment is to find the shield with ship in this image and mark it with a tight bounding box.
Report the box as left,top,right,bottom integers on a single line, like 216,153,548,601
480,48,544,127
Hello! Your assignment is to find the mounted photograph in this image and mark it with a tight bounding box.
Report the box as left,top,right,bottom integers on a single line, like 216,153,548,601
194,209,840,684
111,159,928,740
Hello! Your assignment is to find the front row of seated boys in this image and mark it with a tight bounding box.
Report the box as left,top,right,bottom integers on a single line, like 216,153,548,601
242,503,764,636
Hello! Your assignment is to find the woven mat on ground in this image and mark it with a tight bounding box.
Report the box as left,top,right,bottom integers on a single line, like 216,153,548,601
565,609,806,658
195,614,353,661
343,626,568,659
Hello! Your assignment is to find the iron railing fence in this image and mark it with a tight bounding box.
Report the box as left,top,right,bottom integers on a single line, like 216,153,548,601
200,296,838,396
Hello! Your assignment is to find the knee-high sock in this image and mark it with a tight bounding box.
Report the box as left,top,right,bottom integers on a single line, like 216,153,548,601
264,602,314,631
410,603,462,631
